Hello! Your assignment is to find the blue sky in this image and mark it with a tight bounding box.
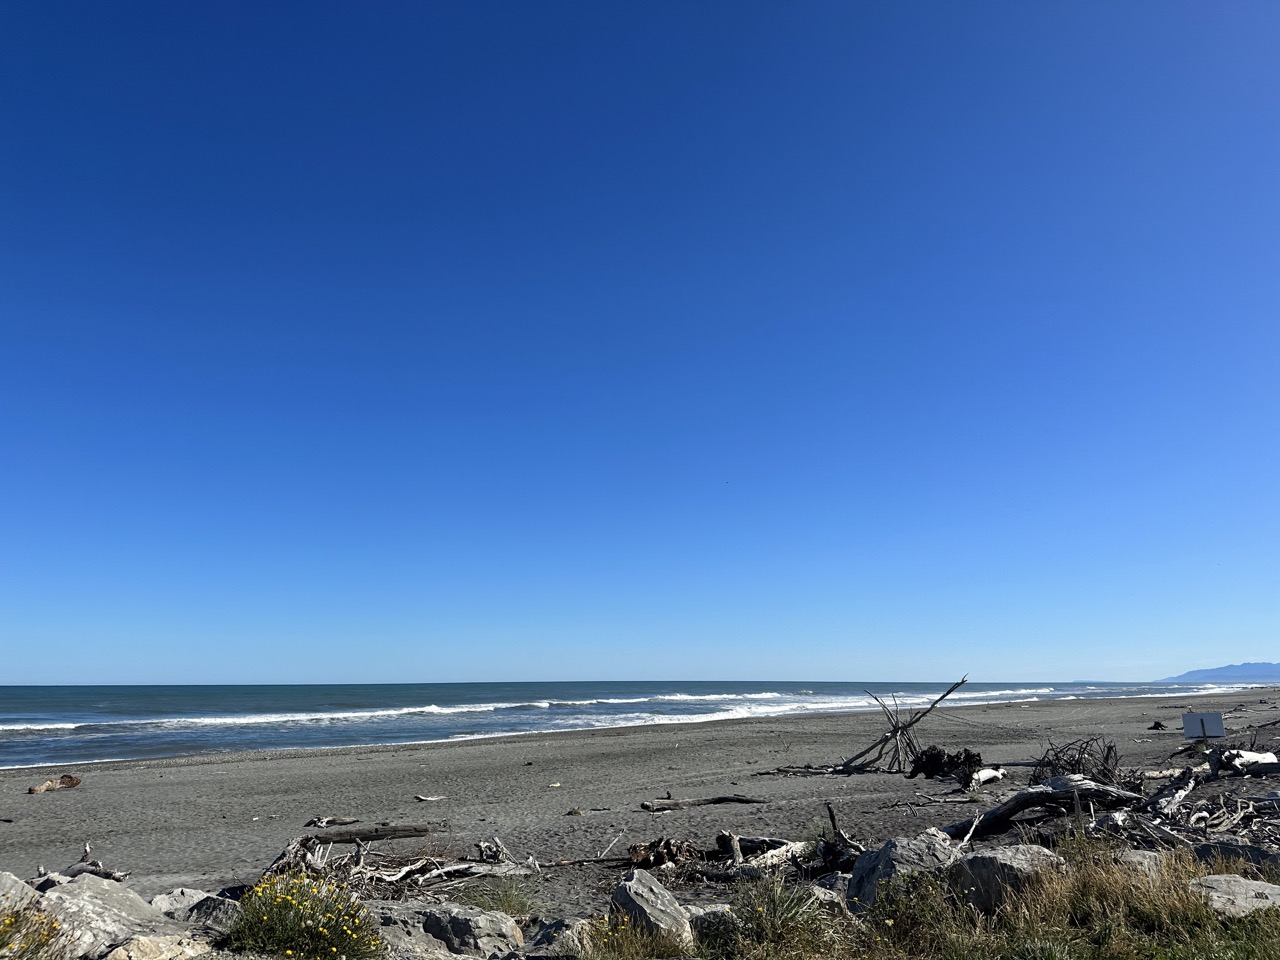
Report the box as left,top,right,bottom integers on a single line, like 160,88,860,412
2,3,1276,685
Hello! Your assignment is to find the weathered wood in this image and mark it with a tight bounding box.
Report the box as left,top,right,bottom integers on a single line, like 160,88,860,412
840,677,968,772
715,832,793,858
311,823,440,844
1144,770,1199,818
640,793,767,812
304,816,360,828
1222,762,1280,777
938,775,1143,840
28,775,81,795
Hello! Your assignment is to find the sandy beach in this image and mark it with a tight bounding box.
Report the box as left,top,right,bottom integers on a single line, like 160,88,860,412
3,689,1276,917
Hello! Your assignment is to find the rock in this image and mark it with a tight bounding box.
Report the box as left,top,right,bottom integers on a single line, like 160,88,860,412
524,917,593,956
684,903,734,937
100,936,211,960
847,829,955,910
370,901,456,959
0,871,39,912
1191,874,1280,917
184,896,241,935
1115,850,1163,879
41,874,183,959
1193,841,1280,869
148,890,209,920
31,872,73,892
948,845,1065,912
611,869,693,946
373,901,522,958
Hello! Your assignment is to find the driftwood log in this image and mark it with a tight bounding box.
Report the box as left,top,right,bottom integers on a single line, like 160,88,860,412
311,822,442,844
640,794,767,812
939,775,1144,840
28,775,81,795
36,842,128,882
629,836,700,868
304,816,360,828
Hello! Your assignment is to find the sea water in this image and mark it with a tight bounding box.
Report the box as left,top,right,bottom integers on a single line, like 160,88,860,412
0,679,1246,768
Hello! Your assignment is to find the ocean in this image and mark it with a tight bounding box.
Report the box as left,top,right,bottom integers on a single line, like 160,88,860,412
0,679,1245,769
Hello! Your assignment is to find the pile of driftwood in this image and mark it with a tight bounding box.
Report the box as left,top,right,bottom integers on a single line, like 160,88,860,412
261,823,551,900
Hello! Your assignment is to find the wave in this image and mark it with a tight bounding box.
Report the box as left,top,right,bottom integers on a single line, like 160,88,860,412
653,692,785,702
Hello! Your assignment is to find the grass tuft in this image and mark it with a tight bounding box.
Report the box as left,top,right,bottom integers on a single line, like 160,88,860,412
582,910,687,960
857,838,1280,960
452,875,540,918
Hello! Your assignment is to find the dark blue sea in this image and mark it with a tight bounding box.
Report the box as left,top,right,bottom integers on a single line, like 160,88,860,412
0,679,1243,768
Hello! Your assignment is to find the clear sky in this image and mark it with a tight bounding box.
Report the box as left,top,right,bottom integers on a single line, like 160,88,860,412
2,3,1276,685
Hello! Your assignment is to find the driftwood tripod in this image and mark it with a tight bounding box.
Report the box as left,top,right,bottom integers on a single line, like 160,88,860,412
839,676,968,773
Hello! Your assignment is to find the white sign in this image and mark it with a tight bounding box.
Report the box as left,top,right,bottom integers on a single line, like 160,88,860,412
1183,712,1225,739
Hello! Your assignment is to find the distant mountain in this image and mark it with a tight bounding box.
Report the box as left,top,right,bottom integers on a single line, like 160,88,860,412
1160,662,1280,683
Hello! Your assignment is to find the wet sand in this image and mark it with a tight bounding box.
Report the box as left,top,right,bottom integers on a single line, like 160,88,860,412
2,688,1276,916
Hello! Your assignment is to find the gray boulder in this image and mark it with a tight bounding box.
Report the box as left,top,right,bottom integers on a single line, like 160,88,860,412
0,871,39,912
611,869,693,946
370,901,462,959
419,904,523,957
1193,841,1280,869
184,896,241,935
99,936,211,960
1191,874,1280,917
373,901,522,958
848,829,955,910
948,845,1065,912
684,903,734,937
41,874,183,959
147,890,209,921
31,872,73,892
524,917,594,957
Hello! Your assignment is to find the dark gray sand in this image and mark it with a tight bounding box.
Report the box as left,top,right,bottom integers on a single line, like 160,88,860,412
3,689,1277,917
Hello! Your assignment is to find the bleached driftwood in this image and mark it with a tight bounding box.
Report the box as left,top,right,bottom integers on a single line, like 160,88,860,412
939,775,1143,840
304,816,360,828
40,842,129,882
28,775,81,795
967,767,1006,790
1143,769,1199,818
640,793,767,812
1221,750,1279,774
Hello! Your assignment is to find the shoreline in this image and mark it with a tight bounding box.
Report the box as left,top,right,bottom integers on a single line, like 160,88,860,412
0,682,1264,774
2,688,1277,915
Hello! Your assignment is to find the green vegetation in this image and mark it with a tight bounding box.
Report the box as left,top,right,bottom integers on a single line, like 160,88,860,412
859,842,1280,960
0,898,67,960
453,875,541,918
222,872,383,960
589,840,1280,960
583,911,689,960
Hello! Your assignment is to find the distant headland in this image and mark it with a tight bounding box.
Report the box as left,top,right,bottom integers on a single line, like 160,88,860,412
1160,661,1280,683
